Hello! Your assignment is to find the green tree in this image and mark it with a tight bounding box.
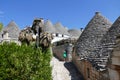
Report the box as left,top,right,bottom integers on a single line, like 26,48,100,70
0,22,3,32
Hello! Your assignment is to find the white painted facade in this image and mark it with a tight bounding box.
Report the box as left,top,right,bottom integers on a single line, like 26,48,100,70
51,33,70,43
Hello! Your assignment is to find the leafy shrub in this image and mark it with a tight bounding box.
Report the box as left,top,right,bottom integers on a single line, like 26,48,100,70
0,42,52,80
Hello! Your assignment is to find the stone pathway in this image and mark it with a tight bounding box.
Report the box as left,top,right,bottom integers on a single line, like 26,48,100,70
51,57,84,80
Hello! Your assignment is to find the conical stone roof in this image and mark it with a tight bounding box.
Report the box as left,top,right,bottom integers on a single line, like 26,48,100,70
43,20,56,33
68,29,82,39
86,16,120,71
54,22,70,35
2,21,20,38
98,16,120,57
75,12,112,58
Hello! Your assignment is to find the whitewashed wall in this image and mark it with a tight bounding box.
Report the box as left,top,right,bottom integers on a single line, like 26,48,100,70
51,33,69,43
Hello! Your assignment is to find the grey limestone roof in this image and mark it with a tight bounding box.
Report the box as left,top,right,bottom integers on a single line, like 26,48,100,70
43,20,56,33
101,16,120,46
87,16,120,71
1,21,20,38
68,29,82,39
54,22,70,35
94,16,120,58
75,12,112,58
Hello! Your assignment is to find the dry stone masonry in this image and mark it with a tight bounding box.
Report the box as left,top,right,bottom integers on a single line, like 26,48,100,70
73,12,120,80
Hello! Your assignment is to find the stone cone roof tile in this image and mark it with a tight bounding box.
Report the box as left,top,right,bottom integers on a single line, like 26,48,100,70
68,29,82,39
2,21,20,38
87,17,120,71
98,16,120,57
101,16,120,45
43,20,56,33
75,12,112,58
54,22,70,35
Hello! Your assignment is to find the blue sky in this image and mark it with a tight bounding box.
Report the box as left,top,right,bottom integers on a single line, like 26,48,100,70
0,0,120,29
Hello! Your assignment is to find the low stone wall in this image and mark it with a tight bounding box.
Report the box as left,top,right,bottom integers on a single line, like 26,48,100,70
52,44,68,61
72,52,109,80
52,43,73,61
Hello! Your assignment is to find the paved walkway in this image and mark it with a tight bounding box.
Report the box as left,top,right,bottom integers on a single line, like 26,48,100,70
51,57,84,80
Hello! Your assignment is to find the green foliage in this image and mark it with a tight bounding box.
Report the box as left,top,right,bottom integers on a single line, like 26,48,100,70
0,42,52,80
0,23,3,32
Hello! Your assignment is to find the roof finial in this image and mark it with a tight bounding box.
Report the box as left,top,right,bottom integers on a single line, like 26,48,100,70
95,12,100,15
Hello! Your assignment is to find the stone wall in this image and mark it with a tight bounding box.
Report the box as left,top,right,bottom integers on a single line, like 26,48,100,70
52,43,73,61
52,44,68,61
72,51,109,80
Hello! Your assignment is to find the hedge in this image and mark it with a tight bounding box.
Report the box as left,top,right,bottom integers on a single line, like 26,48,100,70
0,42,52,80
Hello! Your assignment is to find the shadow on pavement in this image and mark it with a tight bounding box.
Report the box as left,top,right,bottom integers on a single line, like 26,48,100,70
64,62,84,80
